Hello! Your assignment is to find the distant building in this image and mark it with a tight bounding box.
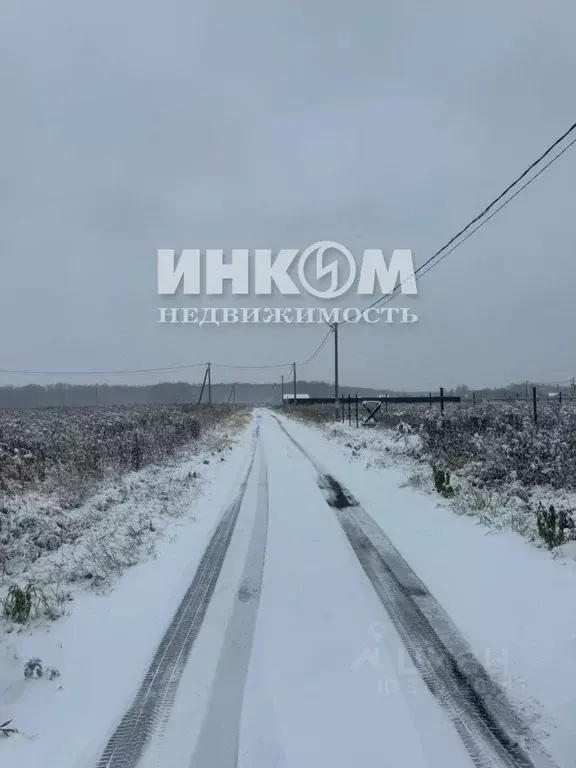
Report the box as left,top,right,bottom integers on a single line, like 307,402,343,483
283,393,310,402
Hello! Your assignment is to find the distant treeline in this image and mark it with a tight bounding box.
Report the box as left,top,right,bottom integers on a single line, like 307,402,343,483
0,381,384,409
0,380,571,409
446,383,575,400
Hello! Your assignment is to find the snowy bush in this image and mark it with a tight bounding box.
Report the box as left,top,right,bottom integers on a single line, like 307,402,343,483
2,584,37,623
0,405,238,580
536,503,576,549
23,657,61,680
0,405,231,500
297,400,576,547
418,402,576,491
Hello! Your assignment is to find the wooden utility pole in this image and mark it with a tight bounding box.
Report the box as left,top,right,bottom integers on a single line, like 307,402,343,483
293,362,297,404
281,374,285,404
208,362,212,406
333,322,340,419
198,364,209,404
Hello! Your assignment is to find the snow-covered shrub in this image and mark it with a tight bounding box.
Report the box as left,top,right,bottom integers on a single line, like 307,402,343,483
536,503,576,549
23,657,61,680
0,404,232,496
432,468,455,497
24,657,44,678
1,582,71,623
2,584,37,623
0,404,236,576
392,421,414,448
419,402,576,492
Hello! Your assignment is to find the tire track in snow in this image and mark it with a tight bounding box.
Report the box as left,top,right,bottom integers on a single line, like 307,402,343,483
189,439,269,768
270,413,557,768
94,424,261,768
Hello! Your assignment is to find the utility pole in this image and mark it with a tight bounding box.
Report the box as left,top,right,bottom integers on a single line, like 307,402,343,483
333,322,340,420
293,362,297,405
209,363,213,405
281,374,285,404
198,364,209,404
232,382,236,404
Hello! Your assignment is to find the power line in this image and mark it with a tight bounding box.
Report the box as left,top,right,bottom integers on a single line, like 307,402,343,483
349,125,576,320
4,123,575,379
426,120,576,265
300,329,333,366
210,362,291,371
0,362,209,377
0,330,334,377
210,329,333,370
401,137,576,289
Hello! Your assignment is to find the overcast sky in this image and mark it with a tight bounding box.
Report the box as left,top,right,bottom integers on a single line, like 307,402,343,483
1,0,575,391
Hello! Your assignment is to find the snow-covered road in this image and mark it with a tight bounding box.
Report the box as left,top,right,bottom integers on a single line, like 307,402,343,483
4,408,573,768
91,410,558,768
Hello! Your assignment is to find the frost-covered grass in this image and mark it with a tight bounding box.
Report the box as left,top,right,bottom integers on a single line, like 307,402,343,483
286,402,576,551
0,404,236,506
0,406,250,625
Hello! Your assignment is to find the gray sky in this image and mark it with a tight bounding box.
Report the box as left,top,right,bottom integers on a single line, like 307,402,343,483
2,0,575,391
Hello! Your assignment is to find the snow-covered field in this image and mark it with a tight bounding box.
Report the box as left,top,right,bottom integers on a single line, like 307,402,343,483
0,409,252,763
289,403,576,555
278,414,576,767
2,408,575,768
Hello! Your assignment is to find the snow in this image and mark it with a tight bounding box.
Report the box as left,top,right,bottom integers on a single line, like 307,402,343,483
279,414,576,768
2,408,575,767
0,415,255,767
236,414,472,767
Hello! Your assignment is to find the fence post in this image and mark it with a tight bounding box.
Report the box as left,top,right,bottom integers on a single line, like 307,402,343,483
532,386,538,426
472,391,476,406
429,391,432,407
440,387,445,415
348,395,352,426
385,393,389,412
355,395,359,428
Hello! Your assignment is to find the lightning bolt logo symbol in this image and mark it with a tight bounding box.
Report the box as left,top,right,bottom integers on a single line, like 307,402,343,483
298,241,357,299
